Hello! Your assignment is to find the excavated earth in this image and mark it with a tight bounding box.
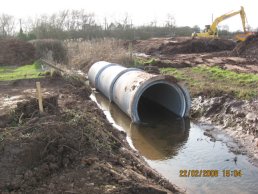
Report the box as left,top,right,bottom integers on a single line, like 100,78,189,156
233,33,258,60
132,37,236,55
0,76,181,194
133,37,258,73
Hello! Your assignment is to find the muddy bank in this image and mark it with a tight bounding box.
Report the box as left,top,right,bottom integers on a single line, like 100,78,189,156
157,38,236,55
191,95,258,165
233,33,258,60
0,76,181,193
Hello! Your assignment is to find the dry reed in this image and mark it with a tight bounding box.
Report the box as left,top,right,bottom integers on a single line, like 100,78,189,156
65,38,133,71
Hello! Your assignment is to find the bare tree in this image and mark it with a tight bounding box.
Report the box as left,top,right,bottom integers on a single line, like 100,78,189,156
165,14,176,27
150,18,157,27
121,13,132,30
57,10,69,30
0,14,15,36
165,14,176,36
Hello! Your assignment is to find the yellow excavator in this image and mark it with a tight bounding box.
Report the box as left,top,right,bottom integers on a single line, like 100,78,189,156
192,6,253,41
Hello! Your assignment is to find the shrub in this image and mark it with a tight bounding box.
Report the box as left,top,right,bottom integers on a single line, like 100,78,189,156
0,38,36,66
30,39,68,64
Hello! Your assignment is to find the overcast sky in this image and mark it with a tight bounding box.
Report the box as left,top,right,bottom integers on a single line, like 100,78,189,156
0,0,257,31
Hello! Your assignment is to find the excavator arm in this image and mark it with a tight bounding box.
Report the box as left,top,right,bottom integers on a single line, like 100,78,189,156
193,6,252,41
209,8,243,34
239,6,247,33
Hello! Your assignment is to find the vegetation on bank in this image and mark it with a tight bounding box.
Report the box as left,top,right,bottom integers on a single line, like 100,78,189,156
0,62,46,81
160,66,258,100
133,58,157,66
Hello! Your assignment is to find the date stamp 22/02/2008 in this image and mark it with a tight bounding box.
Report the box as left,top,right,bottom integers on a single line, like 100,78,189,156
179,169,242,177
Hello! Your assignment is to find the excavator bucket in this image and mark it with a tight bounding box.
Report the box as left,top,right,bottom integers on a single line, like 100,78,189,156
235,32,255,42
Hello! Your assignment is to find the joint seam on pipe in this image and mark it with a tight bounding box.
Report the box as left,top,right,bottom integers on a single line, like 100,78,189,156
95,63,119,90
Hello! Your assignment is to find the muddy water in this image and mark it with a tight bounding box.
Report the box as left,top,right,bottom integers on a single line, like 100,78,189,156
91,92,258,194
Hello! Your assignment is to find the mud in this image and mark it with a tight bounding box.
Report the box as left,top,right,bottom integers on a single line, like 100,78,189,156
133,37,258,73
157,38,236,55
0,78,65,117
191,95,258,165
132,37,236,55
233,33,258,60
0,76,181,193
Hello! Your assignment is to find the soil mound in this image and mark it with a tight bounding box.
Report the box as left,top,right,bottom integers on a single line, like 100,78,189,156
233,33,258,60
159,38,236,55
14,95,59,119
0,77,178,193
0,39,36,66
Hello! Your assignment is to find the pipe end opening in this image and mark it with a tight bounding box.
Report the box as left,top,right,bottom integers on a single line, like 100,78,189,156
136,83,186,123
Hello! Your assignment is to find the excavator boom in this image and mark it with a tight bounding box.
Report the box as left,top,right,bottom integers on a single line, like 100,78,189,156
193,6,251,41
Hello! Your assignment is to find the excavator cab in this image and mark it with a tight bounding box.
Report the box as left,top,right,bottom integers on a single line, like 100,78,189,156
192,25,214,38
204,25,218,36
204,25,210,33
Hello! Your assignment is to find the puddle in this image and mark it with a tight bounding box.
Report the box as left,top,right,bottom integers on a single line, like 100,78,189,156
91,92,258,194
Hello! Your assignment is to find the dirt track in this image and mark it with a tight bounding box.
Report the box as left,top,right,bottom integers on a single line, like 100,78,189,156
0,77,180,193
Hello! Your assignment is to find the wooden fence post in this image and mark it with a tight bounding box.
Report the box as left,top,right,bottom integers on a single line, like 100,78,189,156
36,82,44,113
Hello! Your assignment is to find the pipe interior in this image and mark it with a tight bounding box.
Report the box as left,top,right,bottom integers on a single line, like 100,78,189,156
137,83,183,122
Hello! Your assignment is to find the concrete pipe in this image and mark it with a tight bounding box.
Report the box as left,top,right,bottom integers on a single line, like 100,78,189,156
88,61,116,88
88,61,191,123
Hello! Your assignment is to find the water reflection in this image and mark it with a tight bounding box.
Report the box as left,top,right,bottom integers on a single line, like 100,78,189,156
93,92,190,160
92,92,258,194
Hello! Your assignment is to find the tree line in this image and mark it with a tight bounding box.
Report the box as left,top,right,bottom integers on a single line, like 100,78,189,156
0,10,238,40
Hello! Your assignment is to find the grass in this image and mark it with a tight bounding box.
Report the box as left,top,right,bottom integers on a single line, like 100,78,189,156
160,67,186,80
192,66,258,84
133,58,157,67
160,66,258,100
0,62,45,81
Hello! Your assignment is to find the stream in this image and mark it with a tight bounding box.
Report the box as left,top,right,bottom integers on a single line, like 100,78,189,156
91,92,258,194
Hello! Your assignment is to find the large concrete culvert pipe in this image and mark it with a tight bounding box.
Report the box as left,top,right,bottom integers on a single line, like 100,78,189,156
88,61,191,123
